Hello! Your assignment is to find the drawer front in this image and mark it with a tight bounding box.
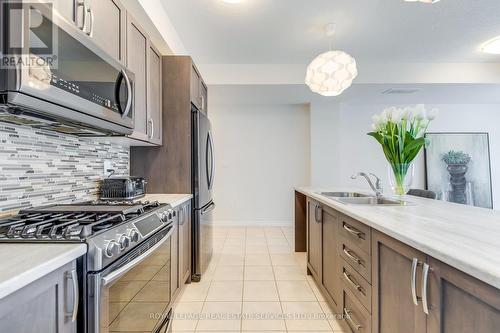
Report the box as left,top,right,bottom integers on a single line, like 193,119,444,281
340,214,371,255
341,259,372,313
341,241,371,283
343,288,372,333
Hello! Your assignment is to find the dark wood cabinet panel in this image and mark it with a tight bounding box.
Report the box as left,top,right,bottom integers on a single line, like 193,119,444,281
307,198,322,281
127,15,148,141
179,202,192,285
89,0,126,64
427,257,500,333
190,68,201,109
147,44,162,145
372,231,427,333
342,287,372,333
321,205,341,311
0,261,77,333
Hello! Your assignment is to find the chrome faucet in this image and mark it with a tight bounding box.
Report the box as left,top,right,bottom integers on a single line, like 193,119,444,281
351,172,383,198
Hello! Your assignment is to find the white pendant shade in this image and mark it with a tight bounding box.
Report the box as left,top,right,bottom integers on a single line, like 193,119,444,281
305,50,358,97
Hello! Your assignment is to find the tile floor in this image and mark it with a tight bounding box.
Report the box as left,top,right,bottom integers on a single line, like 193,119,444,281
172,226,348,332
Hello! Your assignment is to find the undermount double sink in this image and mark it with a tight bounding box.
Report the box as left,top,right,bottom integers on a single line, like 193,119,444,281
318,192,410,206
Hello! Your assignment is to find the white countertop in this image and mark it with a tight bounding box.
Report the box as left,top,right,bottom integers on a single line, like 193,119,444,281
142,193,192,207
296,187,500,290
0,243,87,300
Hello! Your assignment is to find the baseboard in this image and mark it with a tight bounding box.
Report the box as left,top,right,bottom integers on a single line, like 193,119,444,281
210,219,293,227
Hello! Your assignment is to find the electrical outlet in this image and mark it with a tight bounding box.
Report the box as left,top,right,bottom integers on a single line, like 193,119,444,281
103,160,113,177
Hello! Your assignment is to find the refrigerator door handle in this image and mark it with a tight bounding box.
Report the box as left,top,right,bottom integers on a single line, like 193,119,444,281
201,202,216,216
208,131,215,190
205,133,211,190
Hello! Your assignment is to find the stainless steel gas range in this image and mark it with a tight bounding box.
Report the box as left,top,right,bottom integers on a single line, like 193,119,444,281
0,200,176,333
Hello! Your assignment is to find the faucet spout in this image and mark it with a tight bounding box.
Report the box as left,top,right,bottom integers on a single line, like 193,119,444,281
351,172,384,198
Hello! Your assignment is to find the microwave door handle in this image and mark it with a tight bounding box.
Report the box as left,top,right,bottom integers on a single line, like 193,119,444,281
101,226,173,286
121,69,132,119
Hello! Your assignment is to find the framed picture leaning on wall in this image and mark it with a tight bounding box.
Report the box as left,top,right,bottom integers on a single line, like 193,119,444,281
424,132,493,209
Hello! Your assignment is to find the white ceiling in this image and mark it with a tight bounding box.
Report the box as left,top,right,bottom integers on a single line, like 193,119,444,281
161,0,500,64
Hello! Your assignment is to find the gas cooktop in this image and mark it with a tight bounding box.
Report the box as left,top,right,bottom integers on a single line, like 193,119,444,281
0,200,166,241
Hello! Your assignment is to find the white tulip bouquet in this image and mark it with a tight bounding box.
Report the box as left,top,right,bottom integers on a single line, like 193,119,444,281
368,105,438,195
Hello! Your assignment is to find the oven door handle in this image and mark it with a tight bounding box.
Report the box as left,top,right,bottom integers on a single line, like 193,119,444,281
101,226,173,287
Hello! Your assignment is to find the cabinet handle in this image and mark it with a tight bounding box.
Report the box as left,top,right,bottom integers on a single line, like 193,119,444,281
343,223,363,238
86,7,94,36
422,263,431,315
411,258,420,306
66,269,79,322
343,247,362,265
344,308,362,331
148,118,154,139
179,206,184,225
343,271,364,295
76,1,88,31
315,205,322,223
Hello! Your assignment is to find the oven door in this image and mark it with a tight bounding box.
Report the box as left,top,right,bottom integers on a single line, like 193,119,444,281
88,226,173,333
4,1,134,131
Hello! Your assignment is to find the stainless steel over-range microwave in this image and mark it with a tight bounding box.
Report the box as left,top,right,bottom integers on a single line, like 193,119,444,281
0,0,135,135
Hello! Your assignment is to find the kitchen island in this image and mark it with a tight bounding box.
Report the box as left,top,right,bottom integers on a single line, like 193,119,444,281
295,187,500,333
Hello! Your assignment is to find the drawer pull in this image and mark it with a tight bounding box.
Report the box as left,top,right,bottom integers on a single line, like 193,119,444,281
422,263,431,315
343,247,362,265
344,308,363,331
343,223,364,239
343,271,364,295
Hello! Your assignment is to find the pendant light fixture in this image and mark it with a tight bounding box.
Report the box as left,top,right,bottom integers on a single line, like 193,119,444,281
305,23,358,97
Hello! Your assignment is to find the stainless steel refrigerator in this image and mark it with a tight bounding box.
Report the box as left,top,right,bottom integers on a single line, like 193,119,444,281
191,106,215,282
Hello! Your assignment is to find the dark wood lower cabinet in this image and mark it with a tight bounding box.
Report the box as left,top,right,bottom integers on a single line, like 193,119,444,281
372,231,427,333
427,257,500,333
321,205,341,312
307,198,322,281
299,194,500,333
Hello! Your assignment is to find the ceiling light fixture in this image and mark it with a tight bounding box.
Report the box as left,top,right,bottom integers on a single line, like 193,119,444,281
404,0,440,3
481,36,500,54
305,23,358,97
221,0,244,3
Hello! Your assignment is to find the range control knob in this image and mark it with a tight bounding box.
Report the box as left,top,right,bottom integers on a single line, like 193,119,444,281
128,229,139,242
118,234,131,250
105,240,120,258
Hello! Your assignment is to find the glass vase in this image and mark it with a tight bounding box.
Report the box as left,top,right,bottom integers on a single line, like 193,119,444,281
388,162,414,196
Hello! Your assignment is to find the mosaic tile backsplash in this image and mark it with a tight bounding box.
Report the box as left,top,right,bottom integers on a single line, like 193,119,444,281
0,123,129,212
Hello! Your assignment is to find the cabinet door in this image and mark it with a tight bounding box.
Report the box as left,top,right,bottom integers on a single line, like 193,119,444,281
427,257,500,333
0,261,78,333
190,67,201,109
179,203,192,284
321,205,341,311
127,15,149,141
372,231,427,333
200,81,208,114
307,198,322,281
53,0,77,25
147,44,162,145
171,217,180,298
89,0,126,64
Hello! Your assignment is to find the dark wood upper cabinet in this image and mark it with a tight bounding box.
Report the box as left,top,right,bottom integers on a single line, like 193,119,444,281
89,0,126,65
307,198,322,281
147,44,162,145
427,257,500,333
372,230,427,333
126,15,149,142
321,205,341,312
190,66,208,113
